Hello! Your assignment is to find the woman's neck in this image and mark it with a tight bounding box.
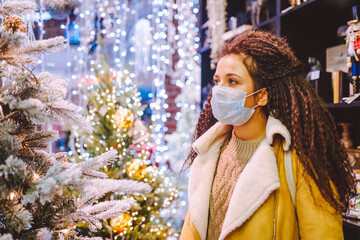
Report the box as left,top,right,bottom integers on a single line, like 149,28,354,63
233,111,267,142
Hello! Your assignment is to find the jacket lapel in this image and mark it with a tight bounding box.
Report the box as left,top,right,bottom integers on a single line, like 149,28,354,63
218,140,280,240
188,122,232,240
188,116,291,240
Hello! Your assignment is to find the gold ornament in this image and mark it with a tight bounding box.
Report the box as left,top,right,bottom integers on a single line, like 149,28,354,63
126,160,147,180
110,213,132,233
3,16,26,33
113,107,134,129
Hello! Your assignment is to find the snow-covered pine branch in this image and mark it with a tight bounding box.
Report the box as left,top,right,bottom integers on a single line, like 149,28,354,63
18,150,59,176
0,29,34,65
20,130,59,149
1,55,35,65
0,136,21,164
4,204,33,233
48,100,93,133
2,96,92,133
0,121,16,141
75,237,103,240
0,66,92,132
67,199,136,232
0,234,13,240
0,155,28,198
35,228,51,240
88,199,136,221
76,149,119,171
21,36,65,56
21,161,81,205
21,150,151,205
0,27,25,54
80,199,136,216
77,179,152,204
0,31,64,66
0,1,36,17
21,150,119,205
4,97,48,124
37,72,68,99
82,169,108,179
7,97,45,112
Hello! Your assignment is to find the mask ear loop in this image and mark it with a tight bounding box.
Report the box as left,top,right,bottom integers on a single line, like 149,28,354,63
246,88,263,97
246,88,264,109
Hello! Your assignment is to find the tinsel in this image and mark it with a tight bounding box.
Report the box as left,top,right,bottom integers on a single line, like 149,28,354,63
206,0,227,69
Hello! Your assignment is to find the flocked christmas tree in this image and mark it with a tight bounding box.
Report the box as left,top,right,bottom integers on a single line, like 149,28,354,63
0,1,152,239
73,39,178,240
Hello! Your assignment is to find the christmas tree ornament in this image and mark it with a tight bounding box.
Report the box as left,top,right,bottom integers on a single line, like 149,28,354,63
127,118,151,145
110,213,133,233
44,0,80,20
127,160,147,181
113,107,135,129
2,16,26,33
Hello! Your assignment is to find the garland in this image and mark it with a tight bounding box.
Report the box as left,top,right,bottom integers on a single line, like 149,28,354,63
206,0,227,69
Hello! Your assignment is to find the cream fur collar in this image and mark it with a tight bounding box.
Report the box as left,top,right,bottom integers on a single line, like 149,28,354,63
188,116,291,240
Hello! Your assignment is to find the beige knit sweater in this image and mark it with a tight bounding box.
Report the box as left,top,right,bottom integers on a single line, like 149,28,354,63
206,130,261,240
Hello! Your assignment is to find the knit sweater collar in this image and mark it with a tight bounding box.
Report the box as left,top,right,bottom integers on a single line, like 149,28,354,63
226,130,262,161
192,116,291,155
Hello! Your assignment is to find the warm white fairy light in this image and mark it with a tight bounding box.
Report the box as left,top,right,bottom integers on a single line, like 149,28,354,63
147,0,174,164
163,0,201,158
63,1,184,237
8,191,16,200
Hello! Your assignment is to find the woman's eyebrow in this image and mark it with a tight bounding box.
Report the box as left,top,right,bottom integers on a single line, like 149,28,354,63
226,73,241,78
213,73,241,78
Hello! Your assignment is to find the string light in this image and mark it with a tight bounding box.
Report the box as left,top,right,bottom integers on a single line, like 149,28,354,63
8,191,16,200
149,0,170,164
64,0,187,237
33,172,40,181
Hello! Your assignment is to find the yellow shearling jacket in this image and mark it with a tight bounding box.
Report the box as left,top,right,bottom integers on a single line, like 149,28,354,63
180,116,343,240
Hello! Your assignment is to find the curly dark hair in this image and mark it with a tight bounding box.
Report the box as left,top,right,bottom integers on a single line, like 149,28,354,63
186,30,356,212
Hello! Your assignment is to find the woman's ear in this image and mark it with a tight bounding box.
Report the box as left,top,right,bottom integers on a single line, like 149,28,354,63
257,88,268,106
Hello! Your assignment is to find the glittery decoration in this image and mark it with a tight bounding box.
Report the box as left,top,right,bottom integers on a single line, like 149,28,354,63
207,0,227,69
113,107,134,129
126,160,147,181
110,213,133,233
3,16,26,33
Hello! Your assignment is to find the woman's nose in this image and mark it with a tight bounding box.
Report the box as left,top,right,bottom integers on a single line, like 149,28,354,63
218,81,226,87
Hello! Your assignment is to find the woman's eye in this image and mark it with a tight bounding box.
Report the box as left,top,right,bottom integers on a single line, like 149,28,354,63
229,79,237,85
213,79,220,85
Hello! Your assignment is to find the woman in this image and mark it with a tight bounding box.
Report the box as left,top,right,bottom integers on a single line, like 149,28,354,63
180,30,356,240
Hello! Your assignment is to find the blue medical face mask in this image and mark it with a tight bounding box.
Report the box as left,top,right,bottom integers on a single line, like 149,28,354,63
210,86,262,126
